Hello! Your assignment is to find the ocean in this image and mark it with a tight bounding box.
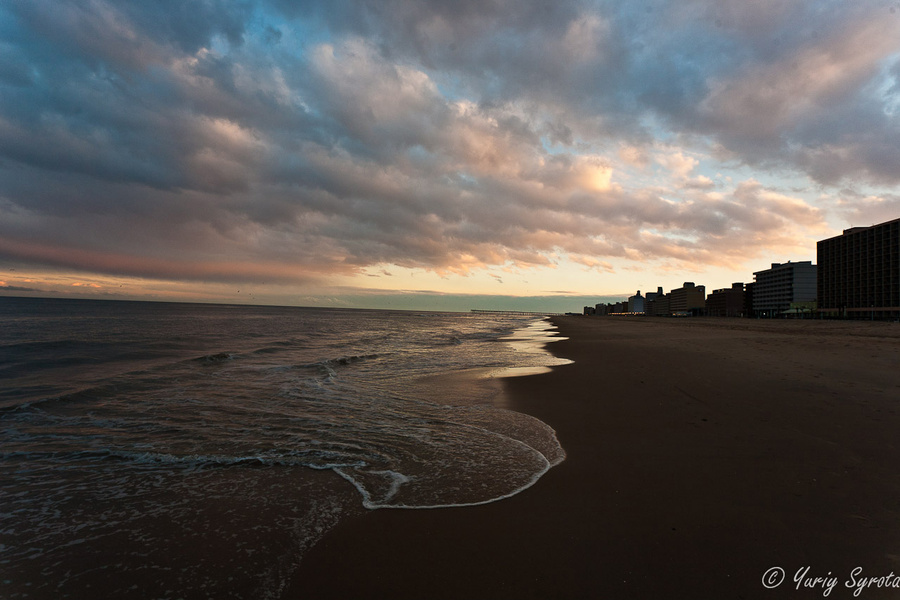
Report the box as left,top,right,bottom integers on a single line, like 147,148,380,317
0,297,568,599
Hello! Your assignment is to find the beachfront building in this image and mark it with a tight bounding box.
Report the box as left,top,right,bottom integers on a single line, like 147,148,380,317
669,282,706,315
645,289,670,317
817,217,900,319
706,283,746,317
644,287,662,306
628,291,645,313
752,261,817,317
743,282,755,318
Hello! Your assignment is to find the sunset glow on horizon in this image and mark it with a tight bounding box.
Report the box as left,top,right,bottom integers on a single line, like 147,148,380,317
2,1,900,311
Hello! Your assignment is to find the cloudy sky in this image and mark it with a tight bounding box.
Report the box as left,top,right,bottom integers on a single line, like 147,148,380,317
2,0,899,311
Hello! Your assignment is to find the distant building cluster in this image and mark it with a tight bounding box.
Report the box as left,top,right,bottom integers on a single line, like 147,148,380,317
583,217,900,320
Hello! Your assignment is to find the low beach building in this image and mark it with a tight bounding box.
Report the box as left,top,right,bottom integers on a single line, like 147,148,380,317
643,287,660,316
706,283,746,317
645,287,663,303
669,282,706,315
752,261,817,317
743,282,756,318
817,218,900,319
645,290,670,317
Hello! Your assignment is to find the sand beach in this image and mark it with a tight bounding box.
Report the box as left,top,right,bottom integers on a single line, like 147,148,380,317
292,316,900,599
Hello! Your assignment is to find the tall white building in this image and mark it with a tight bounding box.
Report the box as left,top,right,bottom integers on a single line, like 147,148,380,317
628,290,644,313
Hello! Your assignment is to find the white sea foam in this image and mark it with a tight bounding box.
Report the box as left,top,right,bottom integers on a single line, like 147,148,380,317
331,405,565,510
493,318,573,378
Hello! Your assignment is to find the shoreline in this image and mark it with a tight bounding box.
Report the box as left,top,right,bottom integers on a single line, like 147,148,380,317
288,316,900,599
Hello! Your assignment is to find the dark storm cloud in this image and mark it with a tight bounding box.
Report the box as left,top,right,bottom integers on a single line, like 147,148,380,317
8,0,251,66
0,284,40,292
273,0,900,175
0,0,895,286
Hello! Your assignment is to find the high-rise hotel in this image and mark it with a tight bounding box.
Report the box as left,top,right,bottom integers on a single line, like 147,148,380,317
817,217,900,319
752,261,817,317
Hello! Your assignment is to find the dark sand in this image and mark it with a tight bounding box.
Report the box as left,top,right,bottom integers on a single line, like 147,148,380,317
290,317,900,599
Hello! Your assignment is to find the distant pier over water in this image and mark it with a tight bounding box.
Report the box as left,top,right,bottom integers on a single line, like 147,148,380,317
470,309,565,316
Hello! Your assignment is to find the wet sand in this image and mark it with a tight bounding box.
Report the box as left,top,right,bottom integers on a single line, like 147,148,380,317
289,317,900,599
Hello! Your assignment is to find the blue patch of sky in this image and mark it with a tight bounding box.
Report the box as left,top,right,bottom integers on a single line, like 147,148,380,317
442,171,478,190
876,52,900,117
715,160,823,196
0,4,16,39
431,71,472,105
244,5,333,60
641,227,698,243
208,34,234,57
539,136,577,157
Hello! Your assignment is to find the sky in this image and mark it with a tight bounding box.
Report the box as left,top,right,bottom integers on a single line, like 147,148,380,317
2,0,900,312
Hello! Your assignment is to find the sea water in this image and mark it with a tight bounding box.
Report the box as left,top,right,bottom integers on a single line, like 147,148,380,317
0,297,568,599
